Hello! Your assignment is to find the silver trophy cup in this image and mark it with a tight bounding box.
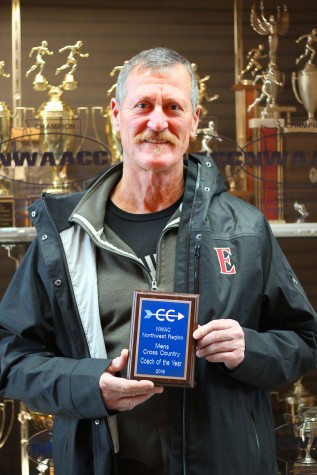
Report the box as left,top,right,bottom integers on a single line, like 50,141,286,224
292,65,317,123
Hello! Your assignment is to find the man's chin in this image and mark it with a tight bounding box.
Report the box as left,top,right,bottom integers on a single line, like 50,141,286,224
140,142,173,156
137,151,183,172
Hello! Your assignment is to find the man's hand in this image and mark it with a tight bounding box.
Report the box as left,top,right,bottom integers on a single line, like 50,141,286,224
193,319,245,370
99,349,163,411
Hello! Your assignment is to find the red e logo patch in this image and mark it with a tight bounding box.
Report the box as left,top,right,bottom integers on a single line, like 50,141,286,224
213,247,236,274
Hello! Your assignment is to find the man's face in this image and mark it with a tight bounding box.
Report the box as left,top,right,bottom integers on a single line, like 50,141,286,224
111,64,200,173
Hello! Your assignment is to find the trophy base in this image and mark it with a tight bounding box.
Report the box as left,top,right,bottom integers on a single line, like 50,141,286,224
237,78,253,86
292,461,317,474
33,74,49,91
45,183,69,195
62,73,78,91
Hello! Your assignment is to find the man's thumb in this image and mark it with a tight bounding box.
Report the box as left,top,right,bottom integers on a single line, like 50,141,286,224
107,348,129,374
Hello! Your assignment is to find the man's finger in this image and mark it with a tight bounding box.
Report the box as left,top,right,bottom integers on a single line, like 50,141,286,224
107,348,129,374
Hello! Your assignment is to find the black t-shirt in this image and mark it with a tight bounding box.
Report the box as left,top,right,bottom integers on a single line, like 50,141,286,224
105,197,182,272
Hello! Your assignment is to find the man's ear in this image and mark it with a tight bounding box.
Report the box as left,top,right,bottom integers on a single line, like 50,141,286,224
110,98,120,133
190,105,201,139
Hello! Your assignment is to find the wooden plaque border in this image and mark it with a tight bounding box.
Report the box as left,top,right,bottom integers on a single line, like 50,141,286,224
127,290,199,388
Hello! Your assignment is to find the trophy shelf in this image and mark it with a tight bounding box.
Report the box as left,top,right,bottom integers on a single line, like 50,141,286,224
1,223,317,249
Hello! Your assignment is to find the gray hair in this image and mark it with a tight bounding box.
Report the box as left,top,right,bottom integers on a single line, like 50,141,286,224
115,47,199,112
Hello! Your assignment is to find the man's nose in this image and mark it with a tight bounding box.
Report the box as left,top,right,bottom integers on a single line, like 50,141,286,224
147,106,168,131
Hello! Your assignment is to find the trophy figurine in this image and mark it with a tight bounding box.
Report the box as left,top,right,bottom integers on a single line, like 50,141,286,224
188,64,219,158
291,408,317,470
191,63,219,117
247,65,283,117
239,44,267,84
0,60,14,223
250,1,289,117
55,40,89,91
92,62,128,163
26,40,89,192
294,201,309,223
292,29,317,125
25,409,54,474
0,61,12,158
196,120,221,157
25,41,54,91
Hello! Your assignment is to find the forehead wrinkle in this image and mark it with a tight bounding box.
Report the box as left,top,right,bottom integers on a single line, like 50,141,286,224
135,87,164,102
130,85,190,108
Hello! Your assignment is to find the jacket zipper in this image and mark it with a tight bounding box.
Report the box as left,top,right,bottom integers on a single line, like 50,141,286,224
147,220,180,292
97,219,179,292
151,279,158,291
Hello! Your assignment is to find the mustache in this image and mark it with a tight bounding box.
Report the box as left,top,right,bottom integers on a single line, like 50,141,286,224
133,129,182,147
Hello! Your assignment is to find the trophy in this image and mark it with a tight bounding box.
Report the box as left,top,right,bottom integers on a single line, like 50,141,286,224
294,202,309,223
275,378,317,473
0,61,15,226
247,65,284,117
279,378,317,424
26,40,89,193
248,1,289,117
196,120,221,158
191,63,219,117
290,408,317,473
0,61,12,155
292,29,317,125
188,64,219,157
92,62,128,163
0,398,15,450
238,44,267,84
25,409,54,474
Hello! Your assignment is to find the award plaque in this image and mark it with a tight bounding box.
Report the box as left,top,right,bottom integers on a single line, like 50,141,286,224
128,291,199,388
0,198,15,227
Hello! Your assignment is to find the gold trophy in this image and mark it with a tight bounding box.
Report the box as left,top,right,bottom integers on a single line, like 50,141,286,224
0,61,12,153
279,378,316,424
0,61,14,226
26,41,89,193
25,409,54,474
292,29,317,125
26,41,54,91
248,1,289,117
0,399,15,450
92,62,128,163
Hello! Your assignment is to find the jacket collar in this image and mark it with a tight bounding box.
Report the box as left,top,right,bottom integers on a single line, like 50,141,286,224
29,155,226,234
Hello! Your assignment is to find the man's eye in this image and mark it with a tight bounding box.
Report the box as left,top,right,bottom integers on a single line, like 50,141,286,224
136,102,148,109
169,104,181,111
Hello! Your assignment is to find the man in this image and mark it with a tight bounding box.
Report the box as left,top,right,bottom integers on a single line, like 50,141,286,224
0,47,316,475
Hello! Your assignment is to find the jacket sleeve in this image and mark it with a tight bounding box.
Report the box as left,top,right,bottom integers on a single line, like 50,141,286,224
0,238,112,419
229,216,317,390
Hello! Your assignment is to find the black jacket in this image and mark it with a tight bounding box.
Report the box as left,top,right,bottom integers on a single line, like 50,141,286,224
0,154,316,475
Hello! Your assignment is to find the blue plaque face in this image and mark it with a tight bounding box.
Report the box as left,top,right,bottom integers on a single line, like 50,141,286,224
128,291,199,387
